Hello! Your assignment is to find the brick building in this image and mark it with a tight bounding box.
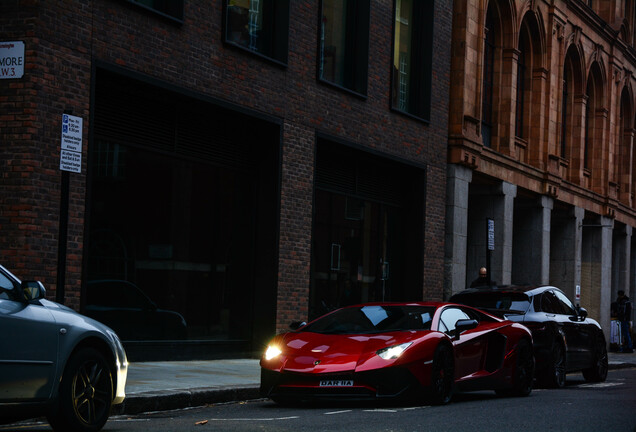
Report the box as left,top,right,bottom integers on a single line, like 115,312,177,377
447,0,636,340
0,1,451,359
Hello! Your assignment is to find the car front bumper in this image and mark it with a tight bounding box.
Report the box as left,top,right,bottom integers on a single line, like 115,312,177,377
260,366,424,402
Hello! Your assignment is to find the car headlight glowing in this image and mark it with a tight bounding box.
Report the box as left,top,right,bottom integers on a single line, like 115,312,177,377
265,345,282,361
376,342,412,360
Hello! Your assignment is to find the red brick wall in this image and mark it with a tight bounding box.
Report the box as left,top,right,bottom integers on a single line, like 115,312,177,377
1,1,452,328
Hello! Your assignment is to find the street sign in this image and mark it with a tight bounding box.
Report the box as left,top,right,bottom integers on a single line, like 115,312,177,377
0,41,25,79
487,218,495,251
59,114,82,173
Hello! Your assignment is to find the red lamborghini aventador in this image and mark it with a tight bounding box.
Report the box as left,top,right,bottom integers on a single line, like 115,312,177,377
260,302,534,405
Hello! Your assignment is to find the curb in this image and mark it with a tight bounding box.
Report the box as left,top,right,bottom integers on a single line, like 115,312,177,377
113,362,636,415
113,385,261,415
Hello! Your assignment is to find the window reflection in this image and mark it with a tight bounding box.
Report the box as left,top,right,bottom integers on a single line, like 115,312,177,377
225,0,290,64
319,0,369,94
391,0,433,119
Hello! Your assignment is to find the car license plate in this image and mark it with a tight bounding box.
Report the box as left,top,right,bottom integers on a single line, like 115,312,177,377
319,380,354,387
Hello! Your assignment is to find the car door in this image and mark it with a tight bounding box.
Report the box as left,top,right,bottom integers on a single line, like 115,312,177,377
0,275,58,402
553,289,594,369
439,307,485,381
541,289,584,370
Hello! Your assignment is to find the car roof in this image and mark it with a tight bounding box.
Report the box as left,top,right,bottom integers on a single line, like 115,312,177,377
342,301,452,308
454,285,559,297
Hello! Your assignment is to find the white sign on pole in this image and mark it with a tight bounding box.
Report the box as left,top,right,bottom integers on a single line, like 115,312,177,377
0,41,25,79
60,114,83,173
487,218,495,251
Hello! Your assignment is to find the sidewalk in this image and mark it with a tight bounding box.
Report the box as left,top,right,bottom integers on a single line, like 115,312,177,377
113,351,636,415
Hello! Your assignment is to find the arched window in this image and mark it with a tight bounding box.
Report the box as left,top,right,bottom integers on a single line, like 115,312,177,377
515,29,528,139
619,87,634,206
482,7,495,148
584,80,593,170
562,45,585,183
584,62,607,191
561,65,569,158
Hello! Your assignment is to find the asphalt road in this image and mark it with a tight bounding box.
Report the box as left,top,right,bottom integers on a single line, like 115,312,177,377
3,368,635,432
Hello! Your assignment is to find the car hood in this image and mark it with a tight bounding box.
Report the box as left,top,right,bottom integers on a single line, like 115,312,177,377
277,331,428,374
40,298,121,336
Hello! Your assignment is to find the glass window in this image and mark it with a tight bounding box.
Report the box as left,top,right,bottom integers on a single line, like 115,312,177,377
553,290,577,316
302,305,435,334
451,291,531,313
391,0,434,120
319,0,370,95
540,291,560,314
439,307,471,334
515,30,528,138
127,0,184,21
482,6,494,147
0,272,14,291
225,0,290,64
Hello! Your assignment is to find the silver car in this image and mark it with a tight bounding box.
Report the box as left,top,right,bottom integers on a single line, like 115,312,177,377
0,264,127,432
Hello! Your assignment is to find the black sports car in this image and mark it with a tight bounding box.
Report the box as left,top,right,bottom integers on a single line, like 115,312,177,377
450,285,608,387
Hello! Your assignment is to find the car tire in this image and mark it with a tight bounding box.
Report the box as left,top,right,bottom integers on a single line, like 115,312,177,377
582,333,608,383
497,339,534,397
429,343,454,405
47,348,114,432
542,341,566,389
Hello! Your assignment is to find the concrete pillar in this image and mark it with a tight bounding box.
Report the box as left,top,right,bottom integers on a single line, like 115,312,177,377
599,217,614,345
492,182,517,285
581,215,614,344
550,206,584,298
512,196,553,285
445,164,473,299
612,224,632,301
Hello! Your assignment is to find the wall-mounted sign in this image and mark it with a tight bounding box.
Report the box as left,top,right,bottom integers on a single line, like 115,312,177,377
487,218,495,251
60,114,83,173
0,41,25,79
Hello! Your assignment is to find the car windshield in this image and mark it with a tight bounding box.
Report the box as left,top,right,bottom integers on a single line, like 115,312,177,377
300,305,435,335
452,292,531,313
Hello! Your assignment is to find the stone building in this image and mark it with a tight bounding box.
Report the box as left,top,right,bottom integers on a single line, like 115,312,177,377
0,1,451,359
447,0,636,338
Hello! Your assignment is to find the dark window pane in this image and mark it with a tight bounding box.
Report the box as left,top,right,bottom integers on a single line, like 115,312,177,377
128,0,184,20
319,0,370,95
515,32,527,138
225,0,290,64
482,6,495,147
391,0,433,120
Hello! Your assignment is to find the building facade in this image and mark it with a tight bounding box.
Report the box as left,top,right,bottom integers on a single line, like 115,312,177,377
447,0,636,340
1,1,451,359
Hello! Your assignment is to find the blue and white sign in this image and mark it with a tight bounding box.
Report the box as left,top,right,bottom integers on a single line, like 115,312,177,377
60,114,83,173
0,41,25,79
487,218,495,251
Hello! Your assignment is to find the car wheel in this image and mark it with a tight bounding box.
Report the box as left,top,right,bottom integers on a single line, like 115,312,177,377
543,341,566,389
497,339,534,397
429,343,454,405
582,333,608,383
47,348,114,432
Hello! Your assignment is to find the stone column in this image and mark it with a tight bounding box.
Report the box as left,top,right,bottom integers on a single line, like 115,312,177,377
512,196,553,285
612,224,632,303
581,215,614,344
550,206,584,299
492,182,517,285
445,164,473,299
599,216,614,344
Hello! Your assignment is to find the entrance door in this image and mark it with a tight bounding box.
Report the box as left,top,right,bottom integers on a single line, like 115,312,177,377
310,190,403,318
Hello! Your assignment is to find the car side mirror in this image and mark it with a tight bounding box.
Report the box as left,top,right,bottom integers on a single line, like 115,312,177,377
289,321,307,330
20,281,46,302
454,319,478,339
577,306,587,320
